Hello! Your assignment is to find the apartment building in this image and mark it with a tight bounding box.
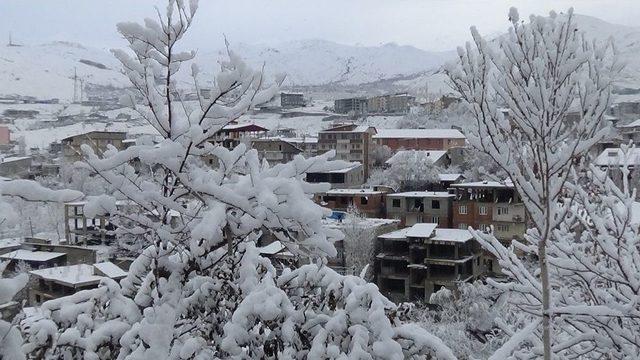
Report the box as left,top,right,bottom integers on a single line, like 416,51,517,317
306,163,364,189
450,181,526,243
376,223,483,302
334,97,369,114
386,191,454,227
251,138,302,165
317,124,376,179
373,129,466,151
0,156,32,179
61,131,127,162
315,187,389,218
367,93,415,114
384,150,450,168
280,92,305,108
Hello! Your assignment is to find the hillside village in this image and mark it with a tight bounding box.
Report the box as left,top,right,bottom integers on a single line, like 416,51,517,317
2,2,640,359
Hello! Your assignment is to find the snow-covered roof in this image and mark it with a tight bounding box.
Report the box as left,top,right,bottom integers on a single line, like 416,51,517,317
0,238,21,250
385,150,447,165
619,119,640,128
93,262,127,279
325,188,384,196
324,163,362,174
594,148,640,167
0,249,65,262
222,123,269,131
258,241,293,257
324,217,399,229
430,229,473,243
387,191,454,198
378,228,410,240
373,129,465,139
29,263,124,287
451,180,514,189
405,223,438,238
0,156,31,163
438,173,464,182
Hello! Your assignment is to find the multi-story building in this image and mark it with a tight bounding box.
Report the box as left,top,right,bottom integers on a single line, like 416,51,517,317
0,156,32,179
306,163,364,189
334,97,368,114
376,223,483,302
61,131,127,162
386,191,454,227
373,129,466,151
450,181,526,243
28,261,127,306
317,124,376,179
284,137,318,158
367,93,415,114
280,92,305,108
251,138,302,165
314,187,389,218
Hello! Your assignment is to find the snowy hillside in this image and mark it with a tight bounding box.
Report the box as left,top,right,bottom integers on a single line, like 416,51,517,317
198,39,454,86
568,14,640,89
0,41,129,101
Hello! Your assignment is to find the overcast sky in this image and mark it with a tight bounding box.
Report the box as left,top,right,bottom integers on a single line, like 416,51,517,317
1,0,639,52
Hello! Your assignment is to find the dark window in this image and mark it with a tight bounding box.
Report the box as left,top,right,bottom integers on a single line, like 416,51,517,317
360,197,368,205
392,199,401,207
431,200,440,209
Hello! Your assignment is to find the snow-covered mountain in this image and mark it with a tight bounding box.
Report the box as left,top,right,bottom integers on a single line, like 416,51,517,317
0,41,128,101
198,39,454,86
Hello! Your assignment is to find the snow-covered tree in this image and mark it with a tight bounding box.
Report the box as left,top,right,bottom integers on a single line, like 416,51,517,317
368,150,451,190
446,7,619,358
340,208,377,278
21,1,454,358
0,180,82,360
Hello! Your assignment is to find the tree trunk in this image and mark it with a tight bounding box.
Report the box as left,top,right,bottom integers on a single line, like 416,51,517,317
539,239,552,359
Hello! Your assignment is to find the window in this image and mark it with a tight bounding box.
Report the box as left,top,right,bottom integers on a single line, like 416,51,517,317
431,200,440,209
479,205,487,215
458,205,468,214
392,199,401,208
497,207,509,215
458,223,468,230
360,196,368,205
431,216,439,223
496,224,510,232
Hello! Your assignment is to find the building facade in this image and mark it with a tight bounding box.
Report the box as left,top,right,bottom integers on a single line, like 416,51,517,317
280,92,305,108
61,131,127,162
386,191,454,227
315,188,388,218
317,124,376,179
306,163,365,189
376,223,484,302
334,97,368,114
251,138,302,165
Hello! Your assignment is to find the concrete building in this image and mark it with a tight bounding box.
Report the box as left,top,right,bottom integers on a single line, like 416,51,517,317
280,92,305,108
306,163,365,189
386,191,454,227
28,262,126,305
594,147,640,193
0,249,66,271
450,181,527,244
367,93,415,114
334,97,368,114
284,137,318,158
251,138,302,165
317,124,376,179
61,131,128,162
0,156,32,178
315,188,389,218
373,129,466,151
375,223,483,302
